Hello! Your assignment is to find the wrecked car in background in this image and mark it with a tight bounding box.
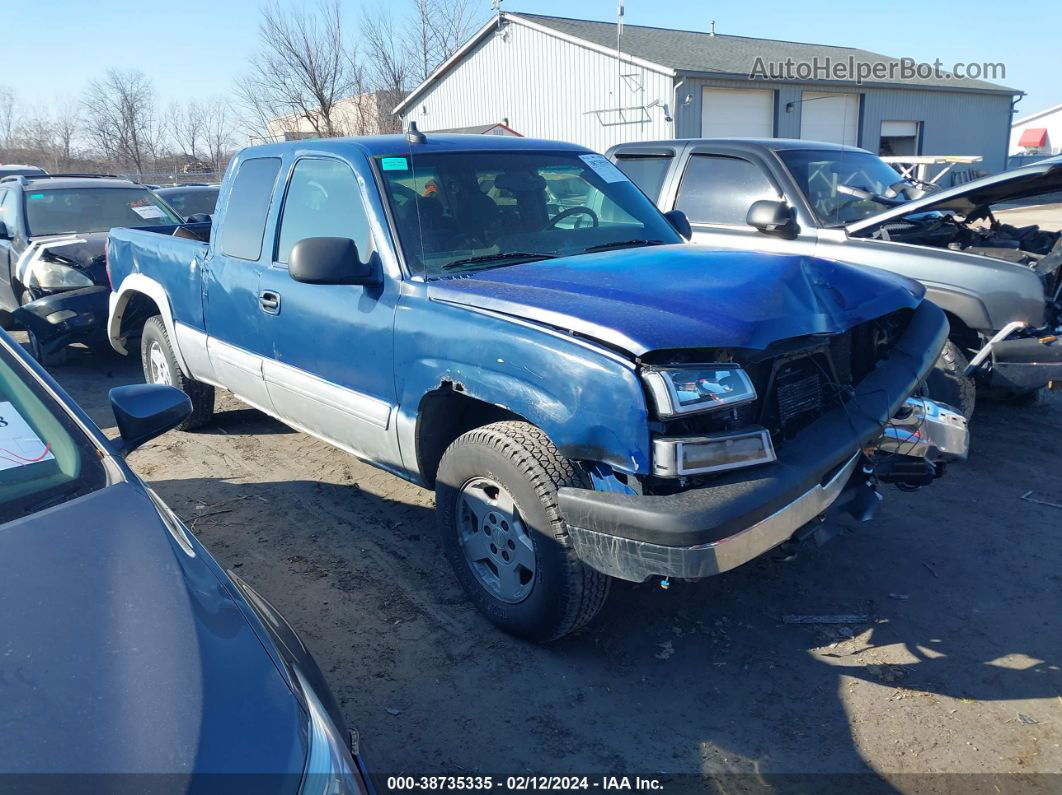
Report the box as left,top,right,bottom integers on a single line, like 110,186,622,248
608,141,1062,418
105,133,967,642
0,173,183,365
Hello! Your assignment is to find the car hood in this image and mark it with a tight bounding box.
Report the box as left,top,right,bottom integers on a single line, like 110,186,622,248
427,245,923,356
25,230,108,269
847,155,1062,234
0,482,306,782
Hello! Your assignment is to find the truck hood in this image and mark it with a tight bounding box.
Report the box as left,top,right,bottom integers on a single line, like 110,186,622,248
847,155,1062,235
0,482,306,781
427,245,923,356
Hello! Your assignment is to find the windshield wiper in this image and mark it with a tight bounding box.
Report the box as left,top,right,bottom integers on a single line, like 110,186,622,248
440,251,558,271
583,239,665,253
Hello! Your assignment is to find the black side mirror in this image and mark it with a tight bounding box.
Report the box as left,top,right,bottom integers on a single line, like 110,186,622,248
664,210,692,241
0,221,10,241
109,384,192,454
746,200,797,237
289,237,379,286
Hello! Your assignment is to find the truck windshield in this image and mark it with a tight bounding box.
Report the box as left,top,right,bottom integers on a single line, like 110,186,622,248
377,151,682,276
24,188,181,237
777,149,920,227
0,338,108,524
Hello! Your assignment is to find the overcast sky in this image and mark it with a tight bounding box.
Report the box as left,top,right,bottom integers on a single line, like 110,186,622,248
8,0,1058,119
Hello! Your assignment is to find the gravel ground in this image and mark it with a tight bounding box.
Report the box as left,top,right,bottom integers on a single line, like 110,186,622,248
24,333,1062,791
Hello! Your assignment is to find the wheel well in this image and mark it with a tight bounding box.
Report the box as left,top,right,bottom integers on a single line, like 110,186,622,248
416,384,524,487
943,310,980,356
118,292,161,342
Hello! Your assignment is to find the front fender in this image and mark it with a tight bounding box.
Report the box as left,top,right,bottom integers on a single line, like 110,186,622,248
394,296,650,476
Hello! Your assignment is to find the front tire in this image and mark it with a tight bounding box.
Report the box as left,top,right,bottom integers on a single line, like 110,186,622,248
435,421,611,642
140,315,215,430
921,339,976,420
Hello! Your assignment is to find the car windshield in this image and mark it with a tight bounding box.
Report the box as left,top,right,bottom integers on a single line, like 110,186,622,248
0,337,108,524
778,149,921,227
157,187,219,217
377,150,681,277
24,187,181,236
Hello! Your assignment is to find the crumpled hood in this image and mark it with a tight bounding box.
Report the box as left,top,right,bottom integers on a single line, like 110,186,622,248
428,245,924,355
0,482,306,780
25,230,108,268
847,155,1062,234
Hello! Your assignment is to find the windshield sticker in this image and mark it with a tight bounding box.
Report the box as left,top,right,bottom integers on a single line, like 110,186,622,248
381,157,409,172
29,193,46,200
578,154,629,184
131,205,166,220
0,401,55,472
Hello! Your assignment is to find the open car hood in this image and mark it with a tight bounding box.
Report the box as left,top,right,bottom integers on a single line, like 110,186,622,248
846,155,1062,235
428,245,923,356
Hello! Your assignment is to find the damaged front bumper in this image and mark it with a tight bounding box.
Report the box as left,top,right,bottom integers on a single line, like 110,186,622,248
965,321,1062,393
558,301,966,583
12,286,110,355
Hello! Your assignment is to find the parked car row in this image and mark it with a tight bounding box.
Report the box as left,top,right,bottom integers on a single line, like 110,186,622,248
6,131,1060,787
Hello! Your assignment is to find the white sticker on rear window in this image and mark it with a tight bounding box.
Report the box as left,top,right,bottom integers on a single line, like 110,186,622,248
131,204,166,219
579,154,629,184
0,401,55,471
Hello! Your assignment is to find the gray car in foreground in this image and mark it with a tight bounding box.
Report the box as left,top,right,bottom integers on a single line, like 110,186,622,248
607,140,1062,418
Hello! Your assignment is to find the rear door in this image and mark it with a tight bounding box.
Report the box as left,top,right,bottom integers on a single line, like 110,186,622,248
0,189,17,310
202,155,282,412
668,147,819,256
257,154,398,463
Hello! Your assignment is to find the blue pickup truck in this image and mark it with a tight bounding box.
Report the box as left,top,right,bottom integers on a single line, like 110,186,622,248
106,133,967,641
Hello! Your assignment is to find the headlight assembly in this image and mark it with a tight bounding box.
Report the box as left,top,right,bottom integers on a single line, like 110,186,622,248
297,670,366,795
643,364,756,417
29,260,95,290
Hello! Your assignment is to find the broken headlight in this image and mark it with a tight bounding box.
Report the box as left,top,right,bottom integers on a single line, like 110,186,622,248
30,261,94,290
643,364,756,418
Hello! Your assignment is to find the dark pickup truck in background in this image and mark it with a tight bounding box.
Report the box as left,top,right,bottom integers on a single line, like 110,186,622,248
608,140,1062,419
105,133,967,641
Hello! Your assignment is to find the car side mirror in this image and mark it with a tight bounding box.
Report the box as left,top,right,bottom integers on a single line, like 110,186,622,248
663,210,692,241
109,384,192,454
289,237,379,286
0,221,10,240
746,200,797,237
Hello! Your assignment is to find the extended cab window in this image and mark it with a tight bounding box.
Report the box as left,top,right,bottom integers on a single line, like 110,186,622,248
220,157,282,260
276,158,372,264
675,155,779,226
613,155,673,201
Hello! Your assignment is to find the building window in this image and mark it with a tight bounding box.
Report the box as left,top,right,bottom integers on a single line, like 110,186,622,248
879,120,922,156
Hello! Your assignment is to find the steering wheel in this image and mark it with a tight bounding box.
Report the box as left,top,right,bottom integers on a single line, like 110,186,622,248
546,206,599,229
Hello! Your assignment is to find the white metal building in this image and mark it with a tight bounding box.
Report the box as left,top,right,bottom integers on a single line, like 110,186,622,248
1009,103,1062,155
395,13,1020,174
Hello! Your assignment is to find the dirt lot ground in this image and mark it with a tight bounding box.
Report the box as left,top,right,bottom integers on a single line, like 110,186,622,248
22,317,1062,789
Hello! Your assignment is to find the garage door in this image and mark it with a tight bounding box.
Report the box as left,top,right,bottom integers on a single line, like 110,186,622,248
799,92,860,146
701,88,774,138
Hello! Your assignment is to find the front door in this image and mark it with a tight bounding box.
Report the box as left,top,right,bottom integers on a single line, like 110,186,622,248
202,155,283,411
258,155,398,462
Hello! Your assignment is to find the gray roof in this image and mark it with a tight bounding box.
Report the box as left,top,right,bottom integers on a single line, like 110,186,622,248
516,13,1018,94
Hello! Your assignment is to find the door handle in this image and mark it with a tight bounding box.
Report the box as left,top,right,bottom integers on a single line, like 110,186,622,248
259,290,281,314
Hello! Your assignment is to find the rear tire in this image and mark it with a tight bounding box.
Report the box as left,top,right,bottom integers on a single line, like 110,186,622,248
435,421,611,642
921,339,976,420
140,315,215,430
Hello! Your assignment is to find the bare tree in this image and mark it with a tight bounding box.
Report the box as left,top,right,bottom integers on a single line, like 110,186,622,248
203,98,236,176
0,86,16,155
431,0,480,65
53,98,80,169
362,3,408,133
237,0,357,140
168,100,208,166
82,68,158,176
405,0,437,85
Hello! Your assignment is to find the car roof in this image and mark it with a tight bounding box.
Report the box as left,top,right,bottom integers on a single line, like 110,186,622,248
4,176,145,191
240,133,596,160
612,137,873,155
